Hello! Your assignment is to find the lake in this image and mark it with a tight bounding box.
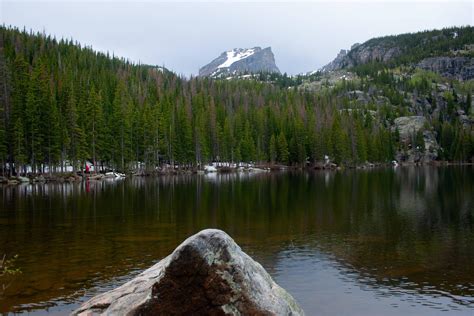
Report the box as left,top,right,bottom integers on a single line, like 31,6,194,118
0,167,473,315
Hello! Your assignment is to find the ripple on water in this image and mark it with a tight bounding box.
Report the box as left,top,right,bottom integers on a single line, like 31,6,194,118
272,245,474,315
1,168,474,314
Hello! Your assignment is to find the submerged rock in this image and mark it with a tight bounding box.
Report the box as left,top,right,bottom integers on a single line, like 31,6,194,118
73,229,304,316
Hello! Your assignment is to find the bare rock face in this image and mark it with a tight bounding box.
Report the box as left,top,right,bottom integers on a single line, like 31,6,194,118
320,44,402,72
393,116,439,163
73,229,304,316
350,45,401,65
319,27,471,76
393,116,427,140
417,57,474,81
320,49,349,72
199,47,280,78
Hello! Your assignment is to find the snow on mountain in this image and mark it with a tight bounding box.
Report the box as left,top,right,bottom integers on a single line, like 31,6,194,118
199,47,280,77
217,48,256,69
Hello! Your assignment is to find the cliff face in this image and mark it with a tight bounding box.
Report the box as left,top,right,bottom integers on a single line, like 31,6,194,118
319,26,473,78
321,45,403,72
199,47,280,77
320,49,349,72
320,44,402,72
348,45,402,65
417,57,474,81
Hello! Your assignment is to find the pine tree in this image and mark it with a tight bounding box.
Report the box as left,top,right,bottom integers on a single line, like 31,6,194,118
10,55,29,170
111,81,133,170
240,120,256,163
465,92,472,115
25,67,42,171
331,115,349,165
440,122,455,160
355,122,368,163
85,86,105,170
0,48,10,174
269,134,277,163
13,118,27,175
0,25,472,172
44,96,61,173
415,129,425,151
222,117,234,163
65,87,87,171
277,131,289,164
173,101,194,167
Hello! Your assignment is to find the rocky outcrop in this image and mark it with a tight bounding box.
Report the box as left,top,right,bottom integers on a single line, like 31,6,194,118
299,70,357,92
320,49,349,72
393,116,427,138
349,45,401,65
320,44,402,72
457,109,473,128
416,57,474,81
73,229,304,316
319,27,471,74
199,47,280,78
393,116,439,163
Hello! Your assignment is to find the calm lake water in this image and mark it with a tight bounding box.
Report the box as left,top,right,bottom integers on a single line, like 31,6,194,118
0,167,473,315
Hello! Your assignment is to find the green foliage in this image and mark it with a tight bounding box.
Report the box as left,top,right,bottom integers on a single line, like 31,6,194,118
331,114,349,164
269,134,277,163
350,26,474,68
354,120,368,163
465,91,472,115
277,132,289,164
1,254,21,296
415,129,425,150
0,25,471,174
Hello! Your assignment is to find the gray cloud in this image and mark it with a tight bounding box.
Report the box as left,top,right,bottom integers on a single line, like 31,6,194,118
1,1,472,75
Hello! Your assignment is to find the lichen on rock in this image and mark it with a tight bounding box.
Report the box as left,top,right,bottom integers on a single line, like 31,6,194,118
73,229,304,316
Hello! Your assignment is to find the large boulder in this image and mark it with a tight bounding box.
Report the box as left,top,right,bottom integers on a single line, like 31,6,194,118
73,229,304,316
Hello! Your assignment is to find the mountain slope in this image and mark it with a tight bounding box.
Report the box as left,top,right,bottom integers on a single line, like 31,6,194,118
320,26,474,79
294,26,474,163
0,25,472,176
199,47,280,77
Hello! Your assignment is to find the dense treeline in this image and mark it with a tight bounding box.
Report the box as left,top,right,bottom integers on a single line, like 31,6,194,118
0,26,471,174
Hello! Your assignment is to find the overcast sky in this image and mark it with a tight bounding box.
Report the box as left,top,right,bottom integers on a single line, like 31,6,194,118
1,0,472,75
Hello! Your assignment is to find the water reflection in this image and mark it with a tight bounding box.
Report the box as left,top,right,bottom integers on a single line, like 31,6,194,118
0,167,473,314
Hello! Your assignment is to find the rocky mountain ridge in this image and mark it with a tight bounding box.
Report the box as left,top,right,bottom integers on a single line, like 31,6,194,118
319,26,473,80
417,56,474,81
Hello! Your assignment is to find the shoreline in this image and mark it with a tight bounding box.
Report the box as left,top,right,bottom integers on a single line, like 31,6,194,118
0,162,473,185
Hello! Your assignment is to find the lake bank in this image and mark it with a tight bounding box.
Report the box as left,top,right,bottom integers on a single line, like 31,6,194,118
1,161,473,185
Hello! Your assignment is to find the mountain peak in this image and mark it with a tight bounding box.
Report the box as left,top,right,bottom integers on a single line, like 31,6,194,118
217,47,260,69
199,46,280,78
